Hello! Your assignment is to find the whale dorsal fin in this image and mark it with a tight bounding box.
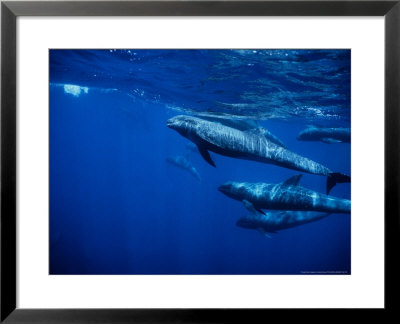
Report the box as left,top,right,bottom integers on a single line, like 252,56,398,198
244,127,265,135
197,144,216,167
281,174,302,186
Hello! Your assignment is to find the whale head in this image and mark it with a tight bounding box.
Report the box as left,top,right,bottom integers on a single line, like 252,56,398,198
296,129,312,140
218,181,248,200
218,181,235,197
236,216,258,229
167,115,202,137
297,126,320,141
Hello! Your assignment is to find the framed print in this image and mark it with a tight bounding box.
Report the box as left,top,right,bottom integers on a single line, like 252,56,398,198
1,0,399,322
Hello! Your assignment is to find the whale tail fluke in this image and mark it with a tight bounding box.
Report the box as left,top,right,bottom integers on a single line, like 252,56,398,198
327,172,351,195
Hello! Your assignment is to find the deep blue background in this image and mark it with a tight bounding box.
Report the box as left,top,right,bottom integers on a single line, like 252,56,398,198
49,49,351,274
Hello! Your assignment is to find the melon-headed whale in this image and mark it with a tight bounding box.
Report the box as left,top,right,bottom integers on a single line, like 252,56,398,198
297,125,350,144
167,115,350,194
236,211,332,237
167,155,201,182
218,174,351,214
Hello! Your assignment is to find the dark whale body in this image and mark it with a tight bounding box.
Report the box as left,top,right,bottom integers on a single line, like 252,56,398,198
236,211,332,236
167,155,201,182
297,126,351,144
218,174,351,214
167,115,350,193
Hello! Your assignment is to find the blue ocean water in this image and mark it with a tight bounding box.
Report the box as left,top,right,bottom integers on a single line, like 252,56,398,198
49,49,351,275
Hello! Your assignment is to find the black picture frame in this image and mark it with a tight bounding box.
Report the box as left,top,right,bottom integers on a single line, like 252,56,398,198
1,0,399,322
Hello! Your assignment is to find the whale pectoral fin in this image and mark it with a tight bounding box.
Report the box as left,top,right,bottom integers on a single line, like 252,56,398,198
322,138,342,144
257,228,271,238
242,199,256,214
242,200,265,216
254,206,266,215
282,174,303,186
197,145,216,167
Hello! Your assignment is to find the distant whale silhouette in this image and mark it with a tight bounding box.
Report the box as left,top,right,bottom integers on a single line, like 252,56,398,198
199,115,286,148
218,174,351,214
167,155,201,182
185,142,199,153
236,211,332,237
297,125,350,144
167,115,350,193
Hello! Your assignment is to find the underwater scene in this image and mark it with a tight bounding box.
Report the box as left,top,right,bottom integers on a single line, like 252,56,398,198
49,49,351,275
